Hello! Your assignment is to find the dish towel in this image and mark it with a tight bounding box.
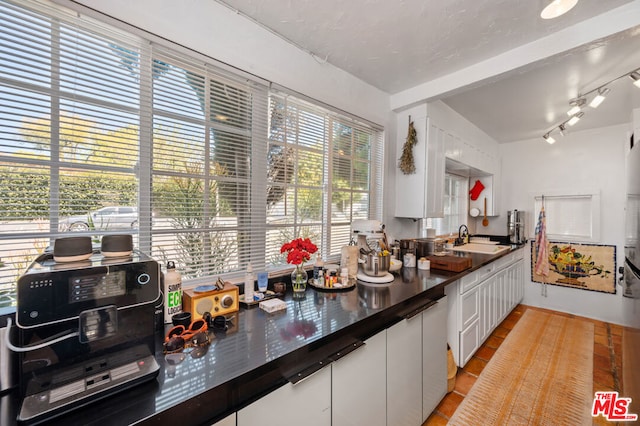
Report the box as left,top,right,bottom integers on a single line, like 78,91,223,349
534,202,550,295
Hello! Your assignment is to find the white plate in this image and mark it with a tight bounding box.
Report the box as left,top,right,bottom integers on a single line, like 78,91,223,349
469,207,480,217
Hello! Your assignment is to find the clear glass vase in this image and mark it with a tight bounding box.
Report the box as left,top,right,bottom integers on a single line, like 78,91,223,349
291,264,307,293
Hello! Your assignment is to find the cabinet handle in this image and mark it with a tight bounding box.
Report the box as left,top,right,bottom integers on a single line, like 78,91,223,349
286,359,331,385
330,340,365,362
403,300,437,320
286,340,366,384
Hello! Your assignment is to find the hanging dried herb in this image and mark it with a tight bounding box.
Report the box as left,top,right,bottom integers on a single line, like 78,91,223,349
399,118,417,174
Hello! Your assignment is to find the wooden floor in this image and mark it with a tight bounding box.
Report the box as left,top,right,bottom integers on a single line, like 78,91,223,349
424,304,624,426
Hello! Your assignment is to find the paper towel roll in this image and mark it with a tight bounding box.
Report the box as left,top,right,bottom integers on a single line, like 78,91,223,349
341,245,359,277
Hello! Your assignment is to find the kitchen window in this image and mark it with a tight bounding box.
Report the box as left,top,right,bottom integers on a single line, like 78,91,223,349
428,173,469,236
0,0,383,307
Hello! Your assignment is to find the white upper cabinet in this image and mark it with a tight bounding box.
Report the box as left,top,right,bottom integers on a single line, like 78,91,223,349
395,103,446,218
395,101,501,219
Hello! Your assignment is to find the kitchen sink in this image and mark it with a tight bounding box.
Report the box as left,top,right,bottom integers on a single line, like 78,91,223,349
451,243,511,255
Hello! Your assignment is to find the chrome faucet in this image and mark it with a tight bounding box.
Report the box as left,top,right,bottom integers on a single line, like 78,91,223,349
455,225,469,246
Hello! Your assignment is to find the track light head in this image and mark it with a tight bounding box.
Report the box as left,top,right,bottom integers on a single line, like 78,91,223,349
589,88,610,108
567,112,584,126
567,98,586,116
630,71,640,88
543,133,556,144
559,124,566,136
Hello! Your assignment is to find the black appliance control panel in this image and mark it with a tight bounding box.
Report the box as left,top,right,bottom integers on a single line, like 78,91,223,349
17,250,160,328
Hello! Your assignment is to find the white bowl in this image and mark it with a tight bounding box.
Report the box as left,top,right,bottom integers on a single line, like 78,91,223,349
389,258,402,272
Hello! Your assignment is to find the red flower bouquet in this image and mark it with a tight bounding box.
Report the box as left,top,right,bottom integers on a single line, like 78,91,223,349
281,238,317,292
280,238,318,265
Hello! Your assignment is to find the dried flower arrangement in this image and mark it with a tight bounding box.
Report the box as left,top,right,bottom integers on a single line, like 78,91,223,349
399,117,417,174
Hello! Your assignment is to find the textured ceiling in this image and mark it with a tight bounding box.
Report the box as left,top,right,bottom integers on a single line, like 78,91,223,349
217,0,640,142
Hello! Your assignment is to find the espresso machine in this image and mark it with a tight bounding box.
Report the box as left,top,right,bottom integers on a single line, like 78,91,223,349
11,248,160,423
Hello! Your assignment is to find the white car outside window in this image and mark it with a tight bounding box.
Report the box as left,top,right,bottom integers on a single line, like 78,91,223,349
59,207,138,232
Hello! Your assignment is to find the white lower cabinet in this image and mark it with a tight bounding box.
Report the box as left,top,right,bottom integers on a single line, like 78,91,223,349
238,296,448,426
387,311,423,426
421,298,448,421
237,365,331,426
332,331,387,426
447,251,525,367
387,297,448,426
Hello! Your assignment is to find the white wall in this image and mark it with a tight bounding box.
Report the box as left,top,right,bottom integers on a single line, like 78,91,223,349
500,124,630,326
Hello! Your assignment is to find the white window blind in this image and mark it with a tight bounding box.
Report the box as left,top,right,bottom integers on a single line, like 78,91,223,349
148,45,269,280
266,93,383,266
0,0,383,308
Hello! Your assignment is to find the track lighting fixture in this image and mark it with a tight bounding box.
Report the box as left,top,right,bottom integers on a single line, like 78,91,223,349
541,67,640,143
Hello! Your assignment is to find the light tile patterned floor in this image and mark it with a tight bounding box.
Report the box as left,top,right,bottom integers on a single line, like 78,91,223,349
424,304,624,426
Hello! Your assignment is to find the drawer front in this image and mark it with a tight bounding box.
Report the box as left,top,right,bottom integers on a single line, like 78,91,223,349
495,252,516,270
476,262,496,282
460,270,480,293
459,319,479,367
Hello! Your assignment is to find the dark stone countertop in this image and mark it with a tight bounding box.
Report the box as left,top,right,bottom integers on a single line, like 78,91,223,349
0,247,524,426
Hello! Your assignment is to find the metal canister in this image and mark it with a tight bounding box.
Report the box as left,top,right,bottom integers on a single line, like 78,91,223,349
507,210,525,244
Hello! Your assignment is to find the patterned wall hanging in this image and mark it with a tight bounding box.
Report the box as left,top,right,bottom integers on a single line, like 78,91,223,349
530,241,616,294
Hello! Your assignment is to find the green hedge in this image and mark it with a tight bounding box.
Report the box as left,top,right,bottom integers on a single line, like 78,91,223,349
0,169,137,218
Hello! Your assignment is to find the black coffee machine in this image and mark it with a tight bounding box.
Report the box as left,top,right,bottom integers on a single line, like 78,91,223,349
12,250,160,424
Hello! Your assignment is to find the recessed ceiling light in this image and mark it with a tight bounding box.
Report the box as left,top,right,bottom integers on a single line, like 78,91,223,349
540,0,579,19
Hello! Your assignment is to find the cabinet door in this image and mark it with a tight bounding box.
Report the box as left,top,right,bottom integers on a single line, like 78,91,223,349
425,119,446,218
460,286,479,330
479,278,492,343
332,331,386,426
516,260,524,303
237,365,331,426
445,281,461,367
387,315,423,426
422,297,448,421
495,269,507,323
395,108,428,218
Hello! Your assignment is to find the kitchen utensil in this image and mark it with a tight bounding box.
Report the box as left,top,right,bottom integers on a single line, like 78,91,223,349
482,198,489,226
